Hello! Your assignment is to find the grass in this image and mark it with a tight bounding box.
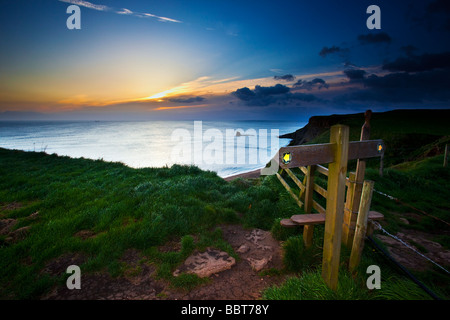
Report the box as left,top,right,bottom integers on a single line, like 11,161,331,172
1,109,450,300
0,148,280,298
0,147,307,299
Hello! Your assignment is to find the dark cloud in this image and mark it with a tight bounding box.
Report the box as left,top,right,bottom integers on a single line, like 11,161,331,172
426,0,450,30
168,96,205,103
254,84,290,95
336,67,450,104
407,0,450,32
273,74,296,81
319,46,344,57
382,52,450,73
400,45,418,57
427,0,450,14
357,32,392,45
231,84,317,106
343,69,366,80
293,78,329,90
232,87,255,101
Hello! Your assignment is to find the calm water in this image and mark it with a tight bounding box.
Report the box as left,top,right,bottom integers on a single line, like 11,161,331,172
0,120,303,177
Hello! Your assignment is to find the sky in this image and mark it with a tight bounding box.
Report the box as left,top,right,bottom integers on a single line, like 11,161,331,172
0,0,449,121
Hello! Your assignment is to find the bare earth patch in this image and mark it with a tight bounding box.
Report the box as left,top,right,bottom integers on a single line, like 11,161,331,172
0,201,24,213
40,224,287,300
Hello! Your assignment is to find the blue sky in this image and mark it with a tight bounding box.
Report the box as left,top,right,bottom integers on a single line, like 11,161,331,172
0,0,449,120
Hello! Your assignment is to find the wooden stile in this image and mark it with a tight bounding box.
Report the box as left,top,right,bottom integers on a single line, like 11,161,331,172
321,125,349,291
349,180,375,272
285,168,305,191
342,172,356,247
279,139,384,169
276,112,385,290
303,165,316,247
281,211,383,228
343,110,371,248
276,172,303,208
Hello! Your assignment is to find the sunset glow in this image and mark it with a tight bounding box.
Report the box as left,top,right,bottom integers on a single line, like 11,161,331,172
0,0,449,120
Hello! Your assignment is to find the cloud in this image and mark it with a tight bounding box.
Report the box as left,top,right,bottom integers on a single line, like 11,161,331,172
427,0,450,14
426,0,450,31
343,69,366,81
59,0,108,11
400,45,418,57
293,78,329,90
336,66,450,104
117,8,133,15
59,0,182,23
168,96,205,103
270,68,284,74
254,84,290,96
406,0,450,32
273,74,296,81
141,13,182,23
319,45,345,57
231,84,317,106
357,32,392,45
232,87,256,102
382,51,450,73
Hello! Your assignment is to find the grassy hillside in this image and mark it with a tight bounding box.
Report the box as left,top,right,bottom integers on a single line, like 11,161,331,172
0,148,300,299
303,109,450,168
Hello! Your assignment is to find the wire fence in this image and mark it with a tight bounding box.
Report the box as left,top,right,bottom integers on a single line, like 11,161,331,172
373,189,450,227
371,221,449,274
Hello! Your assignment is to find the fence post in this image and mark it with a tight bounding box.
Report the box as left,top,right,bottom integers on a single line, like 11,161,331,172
342,172,356,246
345,110,371,248
444,144,448,168
349,180,374,273
322,125,349,291
303,165,316,247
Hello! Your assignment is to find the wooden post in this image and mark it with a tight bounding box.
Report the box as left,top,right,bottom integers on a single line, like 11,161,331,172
322,125,349,291
303,165,316,247
379,153,384,177
349,180,374,273
344,110,371,248
342,172,356,246
444,144,448,168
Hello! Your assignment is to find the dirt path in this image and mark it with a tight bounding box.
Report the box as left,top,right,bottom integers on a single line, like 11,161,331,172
41,224,287,300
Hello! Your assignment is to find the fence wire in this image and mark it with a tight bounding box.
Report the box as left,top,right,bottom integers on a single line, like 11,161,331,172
371,221,450,274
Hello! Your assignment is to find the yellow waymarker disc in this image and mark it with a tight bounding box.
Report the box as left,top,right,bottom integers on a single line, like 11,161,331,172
282,152,291,164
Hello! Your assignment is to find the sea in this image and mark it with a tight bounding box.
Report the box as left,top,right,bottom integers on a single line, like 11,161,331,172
0,120,304,178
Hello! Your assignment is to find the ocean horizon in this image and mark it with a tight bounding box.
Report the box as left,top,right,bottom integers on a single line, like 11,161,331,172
0,120,304,178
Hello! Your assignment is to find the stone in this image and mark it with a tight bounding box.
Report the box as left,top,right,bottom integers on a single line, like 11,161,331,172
247,256,272,272
237,244,250,254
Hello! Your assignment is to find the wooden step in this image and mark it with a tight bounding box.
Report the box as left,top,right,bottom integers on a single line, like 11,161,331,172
280,219,299,228
280,211,384,228
290,213,326,225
